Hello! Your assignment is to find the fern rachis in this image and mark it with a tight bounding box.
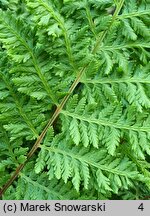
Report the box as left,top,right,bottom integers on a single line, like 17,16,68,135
0,0,150,200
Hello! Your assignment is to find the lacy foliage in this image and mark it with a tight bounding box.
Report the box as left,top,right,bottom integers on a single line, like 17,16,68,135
0,0,150,199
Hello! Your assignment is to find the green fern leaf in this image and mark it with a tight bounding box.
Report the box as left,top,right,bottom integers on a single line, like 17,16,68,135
0,0,150,200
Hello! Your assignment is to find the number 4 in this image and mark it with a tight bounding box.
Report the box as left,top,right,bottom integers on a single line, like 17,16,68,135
138,203,144,211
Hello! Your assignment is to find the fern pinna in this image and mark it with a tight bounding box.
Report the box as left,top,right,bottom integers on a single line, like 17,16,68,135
0,0,150,200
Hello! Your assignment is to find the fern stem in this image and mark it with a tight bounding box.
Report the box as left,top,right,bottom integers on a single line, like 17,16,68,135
0,1,125,198
81,78,150,84
0,164,25,197
27,66,87,159
100,43,150,50
119,10,150,19
0,66,87,197
92,0,125,54
85,4,97,37
61,110,150,132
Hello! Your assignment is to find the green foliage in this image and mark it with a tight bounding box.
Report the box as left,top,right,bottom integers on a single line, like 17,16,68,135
0,0,150,200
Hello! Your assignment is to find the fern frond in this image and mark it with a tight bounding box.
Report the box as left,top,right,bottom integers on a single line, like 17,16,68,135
0,0,149,200
0,11,58,103
61,96,150,157
34,136,144,195
81,64,150,110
